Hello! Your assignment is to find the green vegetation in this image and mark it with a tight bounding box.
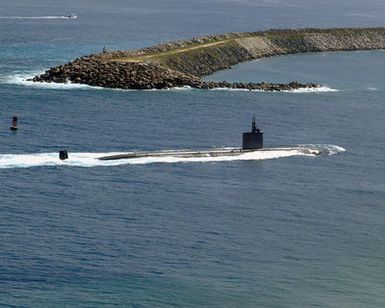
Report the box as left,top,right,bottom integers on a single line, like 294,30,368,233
33,27,385,90
104,27,385,77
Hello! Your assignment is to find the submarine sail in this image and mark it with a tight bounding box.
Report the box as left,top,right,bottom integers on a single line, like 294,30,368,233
242,116,263,150
97,118,264,161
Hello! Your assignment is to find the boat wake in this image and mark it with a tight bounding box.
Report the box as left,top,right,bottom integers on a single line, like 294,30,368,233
0,145,345,169
0,15,77,20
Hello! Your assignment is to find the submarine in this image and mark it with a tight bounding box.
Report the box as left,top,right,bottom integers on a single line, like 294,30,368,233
96,117,264,161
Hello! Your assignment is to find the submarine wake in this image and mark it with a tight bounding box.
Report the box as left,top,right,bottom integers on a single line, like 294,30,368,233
0,145,345,169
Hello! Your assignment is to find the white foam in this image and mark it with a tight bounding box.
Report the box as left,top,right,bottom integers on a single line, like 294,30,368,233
210,86,339,93
0,145,345,169
2,72,194,91
283,86,339,93
297,144,345,155
3,72,338,93
0,15,77,20
3,72,105,90
162,86,193,91
210,87,258,92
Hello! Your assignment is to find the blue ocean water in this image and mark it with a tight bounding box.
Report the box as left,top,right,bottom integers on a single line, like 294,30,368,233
1,1,385,306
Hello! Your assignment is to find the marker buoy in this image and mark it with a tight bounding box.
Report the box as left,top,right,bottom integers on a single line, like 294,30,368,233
59,150,69,160
10,116,18,130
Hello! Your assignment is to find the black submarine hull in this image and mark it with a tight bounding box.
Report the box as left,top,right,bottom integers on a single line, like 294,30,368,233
97,147,315,161
96,117,266,161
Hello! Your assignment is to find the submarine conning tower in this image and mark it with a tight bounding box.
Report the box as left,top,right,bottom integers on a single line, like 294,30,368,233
242,116,263,150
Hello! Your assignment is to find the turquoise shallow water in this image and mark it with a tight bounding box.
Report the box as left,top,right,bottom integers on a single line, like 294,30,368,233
1,1,385,307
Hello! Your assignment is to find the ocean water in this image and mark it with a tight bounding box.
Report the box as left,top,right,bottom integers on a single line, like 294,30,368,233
1,1,385,307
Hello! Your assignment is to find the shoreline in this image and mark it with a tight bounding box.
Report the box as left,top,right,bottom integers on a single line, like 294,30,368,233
30,27,385,91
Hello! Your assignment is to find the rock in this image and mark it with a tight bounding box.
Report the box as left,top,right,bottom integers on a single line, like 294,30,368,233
32,27,385,90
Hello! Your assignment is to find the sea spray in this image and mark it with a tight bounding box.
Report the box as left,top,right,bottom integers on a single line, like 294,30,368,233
0,145,345,169
2,73,338,93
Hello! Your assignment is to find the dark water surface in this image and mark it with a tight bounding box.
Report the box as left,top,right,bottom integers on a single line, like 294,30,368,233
1,1,385,306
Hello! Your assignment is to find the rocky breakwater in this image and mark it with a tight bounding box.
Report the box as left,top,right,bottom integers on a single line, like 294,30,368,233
31,27,385,91
31,54,318,91
200,81,319,91
31,57,203,89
